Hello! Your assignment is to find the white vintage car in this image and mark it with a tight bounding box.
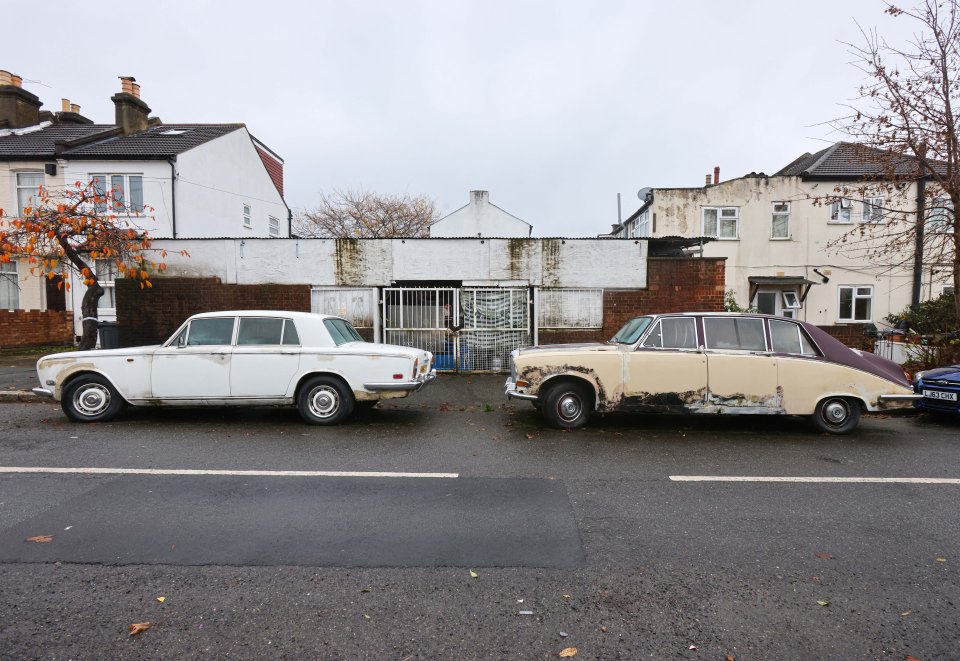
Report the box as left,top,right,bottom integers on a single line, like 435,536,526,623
505,312,918,434
34,310,436,424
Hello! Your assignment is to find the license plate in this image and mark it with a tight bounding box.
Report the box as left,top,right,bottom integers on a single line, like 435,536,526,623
922,389,958,401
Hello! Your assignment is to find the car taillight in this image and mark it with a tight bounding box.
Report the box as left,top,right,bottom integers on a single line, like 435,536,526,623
412,359,419,380
903,368,913,385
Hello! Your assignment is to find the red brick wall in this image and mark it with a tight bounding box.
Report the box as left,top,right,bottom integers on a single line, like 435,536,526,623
538,257,726,344
0,310,74,348
117,278,311,347
819,324,875,351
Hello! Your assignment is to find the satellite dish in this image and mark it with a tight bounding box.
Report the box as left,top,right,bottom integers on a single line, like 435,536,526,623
637,187,652,200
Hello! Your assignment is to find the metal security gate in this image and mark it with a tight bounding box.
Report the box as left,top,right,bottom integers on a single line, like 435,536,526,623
458,288,530,372
381,286,531,372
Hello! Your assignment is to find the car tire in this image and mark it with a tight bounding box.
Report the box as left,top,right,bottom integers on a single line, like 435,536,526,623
810,396,861,434
297,375,354,425
541,380,593,429
61,374,126,423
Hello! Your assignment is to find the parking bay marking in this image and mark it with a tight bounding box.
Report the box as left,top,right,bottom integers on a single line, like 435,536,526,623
0,466,459,478
670,475,960,484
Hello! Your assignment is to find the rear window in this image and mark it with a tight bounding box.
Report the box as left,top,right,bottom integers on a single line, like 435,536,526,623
237,317,284,345
769,319,818,355
324,318,364,346
703,317,766,351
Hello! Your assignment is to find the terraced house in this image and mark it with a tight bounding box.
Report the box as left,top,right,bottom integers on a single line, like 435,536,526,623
0,71,289,344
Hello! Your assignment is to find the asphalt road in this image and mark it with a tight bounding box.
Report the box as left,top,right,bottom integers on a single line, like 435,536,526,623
0,376,958,660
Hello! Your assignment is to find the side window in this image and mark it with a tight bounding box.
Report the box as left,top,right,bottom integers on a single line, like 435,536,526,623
237,317,284,345
704,317,767,351
186,318,236,346
641,318,697,349
769,319,802,354
282,320,300,346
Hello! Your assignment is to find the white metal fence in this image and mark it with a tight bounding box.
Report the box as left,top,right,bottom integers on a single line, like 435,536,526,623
537,288,603,328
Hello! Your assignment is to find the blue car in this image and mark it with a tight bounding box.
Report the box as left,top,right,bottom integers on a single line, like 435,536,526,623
914,364,960,415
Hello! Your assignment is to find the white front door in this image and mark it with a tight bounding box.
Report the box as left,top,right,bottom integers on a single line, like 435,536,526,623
151,317,235,399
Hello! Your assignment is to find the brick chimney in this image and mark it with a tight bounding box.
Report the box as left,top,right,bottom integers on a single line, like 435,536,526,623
705,174,712,186
111,75,151,134
714,165,720,184
0,70,42,129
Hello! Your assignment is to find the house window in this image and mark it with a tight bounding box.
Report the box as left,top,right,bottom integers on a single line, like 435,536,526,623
781,291,800,318
16,172,43,215
771,202,790,239
702,207,738,239
0,261,18,310
90,174,144,213
243,204,252,228
943,285,955,296
838,285,873,322
927,197,953,232
636,209,650,237
95,259,117,311
862,197,884,223
829,199,852,223
268,215,280,237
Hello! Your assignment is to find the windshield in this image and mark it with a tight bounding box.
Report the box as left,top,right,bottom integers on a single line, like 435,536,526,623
324,318,365,345
611,316,654,344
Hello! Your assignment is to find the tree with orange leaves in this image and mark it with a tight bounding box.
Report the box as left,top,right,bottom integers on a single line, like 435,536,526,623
0,180,184,350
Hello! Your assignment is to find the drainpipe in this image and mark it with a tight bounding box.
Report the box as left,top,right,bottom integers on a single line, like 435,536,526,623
168,157,178,238
912,176,926,309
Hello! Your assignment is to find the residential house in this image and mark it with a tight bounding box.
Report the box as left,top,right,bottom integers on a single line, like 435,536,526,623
611,144,954,330
0,71,289,341
429,190,532,237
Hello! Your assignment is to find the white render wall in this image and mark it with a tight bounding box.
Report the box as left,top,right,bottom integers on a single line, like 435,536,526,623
176,128,289,238
151,238,648,289
638,175,950,328
430,191,532,238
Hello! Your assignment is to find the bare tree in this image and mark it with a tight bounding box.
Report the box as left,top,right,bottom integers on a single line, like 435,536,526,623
828,0,960,322
293,189,440,238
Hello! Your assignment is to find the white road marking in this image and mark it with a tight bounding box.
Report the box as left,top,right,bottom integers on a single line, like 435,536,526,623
0,466,459,479
670,475,960,484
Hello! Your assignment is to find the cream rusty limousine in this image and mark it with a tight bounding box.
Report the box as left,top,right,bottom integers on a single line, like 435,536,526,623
34,311,436,425
505,312,917,434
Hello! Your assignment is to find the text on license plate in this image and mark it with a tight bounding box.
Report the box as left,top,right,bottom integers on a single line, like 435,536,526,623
923,389,958,401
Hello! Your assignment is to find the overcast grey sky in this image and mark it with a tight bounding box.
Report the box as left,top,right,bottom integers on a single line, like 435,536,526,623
6,0,914,236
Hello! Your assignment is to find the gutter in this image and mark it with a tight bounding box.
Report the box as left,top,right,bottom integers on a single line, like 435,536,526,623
168,157,177,238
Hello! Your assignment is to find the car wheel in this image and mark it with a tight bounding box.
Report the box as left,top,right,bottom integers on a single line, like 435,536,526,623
297,375,354,425
61,374,126,423
810,397,861,434
541,381,593,429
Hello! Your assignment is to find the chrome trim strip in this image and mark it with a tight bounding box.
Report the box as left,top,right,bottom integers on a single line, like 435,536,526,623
364,370,437,392
879,393,923,401
31,388,54,398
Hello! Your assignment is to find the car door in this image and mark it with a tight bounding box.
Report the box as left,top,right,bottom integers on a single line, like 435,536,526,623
702,316,780,412
621,316,707,411
230,317,301,398
151,316,236,399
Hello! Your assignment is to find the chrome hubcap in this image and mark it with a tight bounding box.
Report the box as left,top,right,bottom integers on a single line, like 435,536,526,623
824,400,848,424
74,384,111,417
558,393,582,421
308,386,339,418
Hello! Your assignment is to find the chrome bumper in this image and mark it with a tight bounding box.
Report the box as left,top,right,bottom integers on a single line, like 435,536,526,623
504,378,538,402
31,387,54,399
879,393,924,402
364,369,437,393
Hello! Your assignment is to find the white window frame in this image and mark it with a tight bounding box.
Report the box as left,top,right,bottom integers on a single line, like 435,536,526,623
781,290,801,314
861,196,885,224
829,199,852,224
15,171,44,215
771,202,790,239
0,261,19,310
927,197,953,233
89,173,144,214
95,259,118,312
702,206,739,239
636,209,650,237
243,204,252,229
268,215,280,237
837,285,874,322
